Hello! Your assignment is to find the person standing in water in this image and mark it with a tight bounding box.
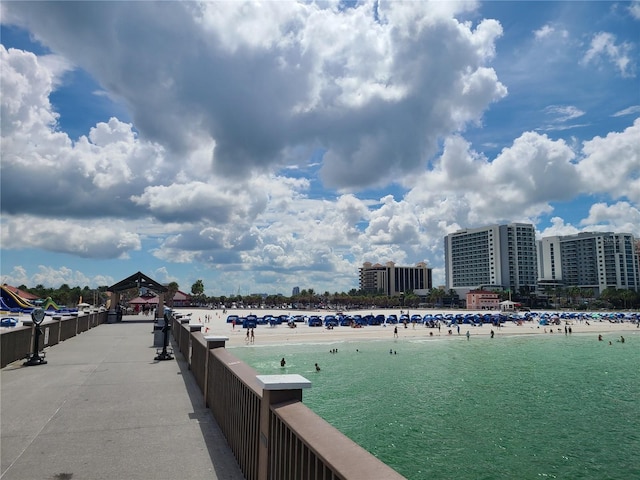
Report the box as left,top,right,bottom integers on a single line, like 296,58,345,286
315,363,321,372
280,357,286,367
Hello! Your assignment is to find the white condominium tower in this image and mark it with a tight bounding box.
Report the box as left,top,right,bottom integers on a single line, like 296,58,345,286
538,232,639,295
359,261,432,296
444,223,538,296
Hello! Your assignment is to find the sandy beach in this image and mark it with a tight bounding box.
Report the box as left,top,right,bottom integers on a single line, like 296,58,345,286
170,307,639,347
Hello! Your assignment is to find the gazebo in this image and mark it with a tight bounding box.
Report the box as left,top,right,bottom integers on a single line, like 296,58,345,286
500,300,517,312
107,272,168,323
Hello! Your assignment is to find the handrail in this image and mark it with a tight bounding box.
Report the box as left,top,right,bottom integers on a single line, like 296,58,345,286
270,400,404,480
197,334,406,480
1,311,107,368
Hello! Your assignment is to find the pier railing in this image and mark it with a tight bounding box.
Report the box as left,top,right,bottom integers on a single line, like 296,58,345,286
177,324,405,480
2,313,404,478
0,311,107,368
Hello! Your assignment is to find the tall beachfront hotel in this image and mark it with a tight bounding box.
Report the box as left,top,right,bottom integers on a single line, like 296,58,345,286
537,232,639,295
444,223,538,296
359,261,432,296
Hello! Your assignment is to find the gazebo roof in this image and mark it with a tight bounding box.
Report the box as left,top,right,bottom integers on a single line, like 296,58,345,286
108,271,168,293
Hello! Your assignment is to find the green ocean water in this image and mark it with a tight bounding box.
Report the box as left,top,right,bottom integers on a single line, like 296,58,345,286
231,332,640,480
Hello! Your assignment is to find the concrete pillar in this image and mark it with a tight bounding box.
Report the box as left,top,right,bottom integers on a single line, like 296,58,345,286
156,292,165,321
107,292,121,323
204,335,228,350
202,335,228,407
255,374,312,480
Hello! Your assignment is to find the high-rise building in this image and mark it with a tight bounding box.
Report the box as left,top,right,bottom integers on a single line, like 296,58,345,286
538,232,639,295
637,239,640,284
359,261,432,296
444,223,538,296
292,286,300,296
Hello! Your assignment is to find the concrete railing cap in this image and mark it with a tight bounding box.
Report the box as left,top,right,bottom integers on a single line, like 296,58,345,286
204,335,229,342
256,374,312,390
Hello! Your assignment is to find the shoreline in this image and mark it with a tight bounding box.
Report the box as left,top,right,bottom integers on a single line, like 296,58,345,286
171,307,639,347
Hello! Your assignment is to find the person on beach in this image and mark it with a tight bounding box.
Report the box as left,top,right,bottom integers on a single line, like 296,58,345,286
490,329,495,338
246,329,250,341
250,328,255,344
466,330,470,341
394,326,398,338
280,357,286,367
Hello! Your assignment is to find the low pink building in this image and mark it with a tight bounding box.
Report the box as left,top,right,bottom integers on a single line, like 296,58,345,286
466,289,500,310
128,290,192,310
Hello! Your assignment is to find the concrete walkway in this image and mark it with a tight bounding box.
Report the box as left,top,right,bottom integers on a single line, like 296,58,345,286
1,317,245,480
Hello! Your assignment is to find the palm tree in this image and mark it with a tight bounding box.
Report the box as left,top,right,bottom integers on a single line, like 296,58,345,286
600,287,619,308
567,286,581,307
166,282,179,308
307,289,315,309
580,288,593,306
429,288,445,307
620,289,635,309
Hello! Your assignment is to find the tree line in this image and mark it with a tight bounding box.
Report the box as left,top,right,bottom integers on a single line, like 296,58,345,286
15,280,640,310
16,284,109,307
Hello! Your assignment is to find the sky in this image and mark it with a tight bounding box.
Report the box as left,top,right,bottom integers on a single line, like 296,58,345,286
1,1,639,297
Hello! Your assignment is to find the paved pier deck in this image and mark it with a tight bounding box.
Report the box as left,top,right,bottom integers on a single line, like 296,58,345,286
1,317,245,480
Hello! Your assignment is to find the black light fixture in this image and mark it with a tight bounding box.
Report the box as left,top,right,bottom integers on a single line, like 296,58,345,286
24,309,48,366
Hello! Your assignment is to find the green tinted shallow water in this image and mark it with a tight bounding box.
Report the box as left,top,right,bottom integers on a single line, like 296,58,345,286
232,333,640,480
